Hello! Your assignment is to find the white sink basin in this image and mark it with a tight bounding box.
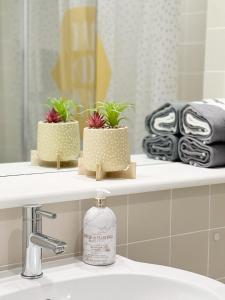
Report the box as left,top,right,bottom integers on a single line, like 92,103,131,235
0,256,224,300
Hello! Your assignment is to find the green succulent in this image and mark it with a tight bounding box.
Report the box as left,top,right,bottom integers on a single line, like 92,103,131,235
46,97,81,122
95,101,134,128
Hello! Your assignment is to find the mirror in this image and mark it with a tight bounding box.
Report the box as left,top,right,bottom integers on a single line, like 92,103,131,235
0,0,217,172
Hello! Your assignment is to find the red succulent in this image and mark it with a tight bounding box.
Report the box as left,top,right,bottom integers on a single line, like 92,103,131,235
87,111,106,128
45,108,62,123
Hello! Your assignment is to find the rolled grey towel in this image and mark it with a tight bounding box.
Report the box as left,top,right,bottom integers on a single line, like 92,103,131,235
143,134,180,161
178,136,225,168
180,99,225,144
145,103,185,135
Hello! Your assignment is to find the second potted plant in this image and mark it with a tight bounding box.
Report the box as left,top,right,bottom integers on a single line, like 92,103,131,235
81,101,134,176
37,97,80,167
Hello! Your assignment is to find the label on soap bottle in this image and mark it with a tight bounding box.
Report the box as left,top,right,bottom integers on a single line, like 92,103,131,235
83,213,116,266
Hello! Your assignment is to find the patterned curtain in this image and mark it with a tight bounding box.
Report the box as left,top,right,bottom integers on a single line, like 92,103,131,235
97,0,180,153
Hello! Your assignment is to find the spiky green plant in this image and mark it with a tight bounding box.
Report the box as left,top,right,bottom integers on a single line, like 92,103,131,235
95,101,134,128
46,97,81,122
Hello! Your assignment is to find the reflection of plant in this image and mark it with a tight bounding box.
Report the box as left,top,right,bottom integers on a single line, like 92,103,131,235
87,112,106,128
46,108,62,123
95,101,134,128
45,97,81,123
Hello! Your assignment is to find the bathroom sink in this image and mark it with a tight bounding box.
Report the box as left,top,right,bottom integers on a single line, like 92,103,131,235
0,256,224,300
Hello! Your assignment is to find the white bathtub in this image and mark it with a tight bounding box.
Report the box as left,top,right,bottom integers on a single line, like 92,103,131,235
0,256,224,300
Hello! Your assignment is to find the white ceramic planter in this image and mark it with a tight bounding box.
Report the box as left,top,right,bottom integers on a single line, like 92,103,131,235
37,121,80,162
83,127,130,172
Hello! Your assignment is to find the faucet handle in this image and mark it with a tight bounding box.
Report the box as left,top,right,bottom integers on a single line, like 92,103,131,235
37,210,57,219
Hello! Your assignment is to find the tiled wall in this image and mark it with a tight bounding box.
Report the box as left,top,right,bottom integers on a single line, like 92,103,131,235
203,0,225,98
178,0,207,100
1,184,225,283
179,0,225,100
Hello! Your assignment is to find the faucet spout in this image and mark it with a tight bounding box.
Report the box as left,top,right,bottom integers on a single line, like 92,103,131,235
21,204,67,279
31,233,66,255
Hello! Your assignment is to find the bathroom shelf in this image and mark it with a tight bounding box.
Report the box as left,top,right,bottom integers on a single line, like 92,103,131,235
1,154,225,209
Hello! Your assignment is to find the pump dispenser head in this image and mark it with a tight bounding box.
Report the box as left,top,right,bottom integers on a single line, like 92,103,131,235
95,189,111,207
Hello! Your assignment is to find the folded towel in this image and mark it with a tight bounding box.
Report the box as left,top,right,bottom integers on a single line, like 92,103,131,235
178,136,225,168
180,99,225,144
145,103,184,135
143,134,179,161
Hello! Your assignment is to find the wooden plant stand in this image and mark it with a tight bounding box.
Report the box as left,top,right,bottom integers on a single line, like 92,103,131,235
78,157,136,181
30,150,78,169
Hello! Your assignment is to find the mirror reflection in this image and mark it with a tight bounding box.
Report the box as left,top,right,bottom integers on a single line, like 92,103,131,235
0,0,218,169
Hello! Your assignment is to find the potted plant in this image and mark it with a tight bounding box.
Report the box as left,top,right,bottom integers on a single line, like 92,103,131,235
37,97,80,165
82,101,134,174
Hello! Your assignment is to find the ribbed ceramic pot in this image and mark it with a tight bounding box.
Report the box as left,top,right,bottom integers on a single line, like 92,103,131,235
83,127,130,172
37,121,80,162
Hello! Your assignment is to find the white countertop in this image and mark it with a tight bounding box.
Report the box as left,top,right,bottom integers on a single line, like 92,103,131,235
1,154,225,209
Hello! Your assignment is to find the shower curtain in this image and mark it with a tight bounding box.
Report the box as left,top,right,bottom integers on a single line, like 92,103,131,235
26,0,99,156
97,0,180,152
0,0,180,162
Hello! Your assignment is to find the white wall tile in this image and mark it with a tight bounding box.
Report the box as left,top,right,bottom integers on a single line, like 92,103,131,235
186,0,207,13
203,72,225,98
180,13,206,43
180,0,187,13
178,73,203,100
179,44,205,73
205,29,225,71
207,0,225,28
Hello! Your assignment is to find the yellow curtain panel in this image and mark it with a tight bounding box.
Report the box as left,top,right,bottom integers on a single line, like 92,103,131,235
52,6,111,131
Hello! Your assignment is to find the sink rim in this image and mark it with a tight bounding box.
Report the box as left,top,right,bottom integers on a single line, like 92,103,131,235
0,256,224,298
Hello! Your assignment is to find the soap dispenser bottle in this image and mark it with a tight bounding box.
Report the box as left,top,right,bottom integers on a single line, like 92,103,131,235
83,189,117,266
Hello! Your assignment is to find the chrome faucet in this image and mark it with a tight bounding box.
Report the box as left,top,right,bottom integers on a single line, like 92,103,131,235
21,204,67,279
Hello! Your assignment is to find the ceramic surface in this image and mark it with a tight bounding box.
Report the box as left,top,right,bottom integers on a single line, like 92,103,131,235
0,256,224,300
37,121,80,162
3,155,225,209
83,127,130,172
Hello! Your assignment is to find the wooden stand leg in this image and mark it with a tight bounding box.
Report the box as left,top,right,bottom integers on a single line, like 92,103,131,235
109,162,136,179
78,158,136,181
31,149,77,169
30,150,40,166
56,153,61,169
96,163,105,181
78,157,86,175
125,162,136,179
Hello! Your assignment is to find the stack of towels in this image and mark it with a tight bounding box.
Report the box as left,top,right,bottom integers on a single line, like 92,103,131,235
143,99,225,168
143,103,183,161
179,99,225,167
